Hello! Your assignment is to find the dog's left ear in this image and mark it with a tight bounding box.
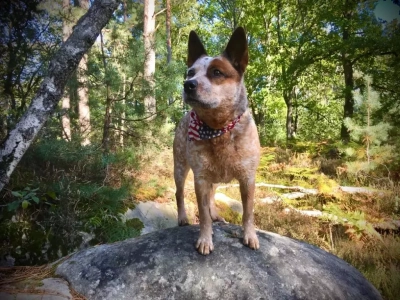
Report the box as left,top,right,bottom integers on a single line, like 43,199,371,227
223,27,248,74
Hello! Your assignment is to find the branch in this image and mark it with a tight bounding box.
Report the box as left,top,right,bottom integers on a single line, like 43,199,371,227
0,0,121,192
154,8,166,18
114,98,179,122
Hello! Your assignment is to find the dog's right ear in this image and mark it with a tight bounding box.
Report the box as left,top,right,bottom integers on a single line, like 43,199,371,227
187,31,207,67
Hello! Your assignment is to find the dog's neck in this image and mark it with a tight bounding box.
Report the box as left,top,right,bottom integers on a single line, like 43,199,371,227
188,110,243,141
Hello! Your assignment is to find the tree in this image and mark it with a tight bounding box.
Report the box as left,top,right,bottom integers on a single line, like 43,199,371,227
77,0,91,145
165,0,172,64
344,76,393,176
61,0,72,141
143,0,156,118
0,0,57,142
0,0,121,192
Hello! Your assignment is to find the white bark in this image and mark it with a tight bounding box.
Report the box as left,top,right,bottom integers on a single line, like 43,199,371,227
61,0,72,141
0,0,121,191
143,0,156,118
78,53,91,145
78,0,91,146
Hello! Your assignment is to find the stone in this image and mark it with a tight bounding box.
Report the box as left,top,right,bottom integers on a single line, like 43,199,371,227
56,224,382,300
37,278,72,300
214,192,243,213
125,201,179,235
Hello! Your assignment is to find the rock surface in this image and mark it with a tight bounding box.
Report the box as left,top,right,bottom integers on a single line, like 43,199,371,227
56,224,382,300
125,201,179,235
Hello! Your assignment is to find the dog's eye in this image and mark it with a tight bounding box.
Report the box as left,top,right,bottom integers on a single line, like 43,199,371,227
187,69,195,77
213,69,223,77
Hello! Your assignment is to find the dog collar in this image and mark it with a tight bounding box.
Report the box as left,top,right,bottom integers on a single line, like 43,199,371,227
188,110,242,141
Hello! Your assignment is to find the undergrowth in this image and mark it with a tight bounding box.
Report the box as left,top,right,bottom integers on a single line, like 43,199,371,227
1,137,399,299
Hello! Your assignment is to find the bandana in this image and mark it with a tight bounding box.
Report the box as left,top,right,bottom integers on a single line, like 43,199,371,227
188,110,242,141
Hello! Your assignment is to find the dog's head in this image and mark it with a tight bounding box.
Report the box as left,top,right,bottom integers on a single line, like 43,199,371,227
183,27,248,117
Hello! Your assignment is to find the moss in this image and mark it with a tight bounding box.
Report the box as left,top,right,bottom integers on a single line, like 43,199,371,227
215,201,242,225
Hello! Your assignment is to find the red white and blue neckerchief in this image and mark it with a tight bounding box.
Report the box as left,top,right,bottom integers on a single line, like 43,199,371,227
188,110,242,141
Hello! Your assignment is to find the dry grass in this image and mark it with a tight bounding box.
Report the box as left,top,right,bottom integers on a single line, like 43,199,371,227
0,265,87,299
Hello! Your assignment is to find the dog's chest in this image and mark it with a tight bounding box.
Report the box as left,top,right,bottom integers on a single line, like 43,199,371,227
187,132,257,183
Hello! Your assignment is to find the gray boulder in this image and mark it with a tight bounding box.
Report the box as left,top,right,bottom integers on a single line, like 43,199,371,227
56,224,381,300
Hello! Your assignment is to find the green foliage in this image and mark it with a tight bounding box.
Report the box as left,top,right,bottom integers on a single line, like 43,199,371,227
344,76,395,181
8,187,40,211
323,203,382,241
215,201,242,224
0,138,144,264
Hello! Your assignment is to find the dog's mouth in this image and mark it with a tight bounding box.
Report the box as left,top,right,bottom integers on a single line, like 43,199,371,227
184,94,219,109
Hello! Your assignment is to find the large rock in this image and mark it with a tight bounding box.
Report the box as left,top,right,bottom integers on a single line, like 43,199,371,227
56,224,381,300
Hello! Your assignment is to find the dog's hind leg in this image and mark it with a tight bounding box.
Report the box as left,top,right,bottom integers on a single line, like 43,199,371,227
210,184,227,223
174,157,190,226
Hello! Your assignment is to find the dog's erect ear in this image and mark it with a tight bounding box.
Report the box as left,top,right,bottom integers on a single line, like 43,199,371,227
187,31,207,67
223,27,248,74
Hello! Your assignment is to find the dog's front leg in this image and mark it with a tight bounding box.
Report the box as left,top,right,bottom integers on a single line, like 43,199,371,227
240,178,259,250
194,179,214,255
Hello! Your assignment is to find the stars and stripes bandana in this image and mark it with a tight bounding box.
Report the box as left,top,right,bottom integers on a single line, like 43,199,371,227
188,110,242,141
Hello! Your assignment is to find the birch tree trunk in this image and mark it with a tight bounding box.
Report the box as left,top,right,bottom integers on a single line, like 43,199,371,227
61,0,72,141
143,0,156,119
0,0,121,192
78,0,91,146
166,0,172,64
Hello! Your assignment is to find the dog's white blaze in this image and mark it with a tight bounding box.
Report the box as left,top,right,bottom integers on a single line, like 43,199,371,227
189,56,212,79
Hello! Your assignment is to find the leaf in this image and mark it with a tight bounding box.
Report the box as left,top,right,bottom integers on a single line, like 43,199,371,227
46,191,57,200
31,196,40,204
7,201,21,212
22,200,30,209
11,191,22,198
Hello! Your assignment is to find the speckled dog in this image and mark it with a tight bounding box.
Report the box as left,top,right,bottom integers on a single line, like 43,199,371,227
173,27,260,255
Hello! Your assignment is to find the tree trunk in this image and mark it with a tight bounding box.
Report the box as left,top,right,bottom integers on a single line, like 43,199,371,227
166,0,172,64
78,0,91,146
165,0,173,105
61,0,72,141
340,52,354,143
100,31,112,152
340,1,354,143
143,0,156,118
78,53,91,145
284,88,296,140
119,0,127,147
0,0,121,192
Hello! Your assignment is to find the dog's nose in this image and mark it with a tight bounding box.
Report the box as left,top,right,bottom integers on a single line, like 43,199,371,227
184,80,198,93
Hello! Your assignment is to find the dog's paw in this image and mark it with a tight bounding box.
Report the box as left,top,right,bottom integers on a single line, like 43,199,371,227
178,216,190,226
196,236,214,255
243,230,259,250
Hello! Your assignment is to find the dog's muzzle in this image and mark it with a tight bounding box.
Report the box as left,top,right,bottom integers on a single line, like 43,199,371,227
184,79,198,93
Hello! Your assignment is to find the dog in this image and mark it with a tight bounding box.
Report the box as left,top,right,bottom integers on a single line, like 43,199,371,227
173,27,260,255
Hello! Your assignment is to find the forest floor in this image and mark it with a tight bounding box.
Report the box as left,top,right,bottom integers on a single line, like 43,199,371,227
1,145,399,300
127,145,400,300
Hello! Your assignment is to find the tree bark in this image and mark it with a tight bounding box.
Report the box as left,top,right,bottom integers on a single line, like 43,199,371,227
340,0,354,143
100,31,112,152
340,52,354,143
78,0,91,146
283,87,296,140
165,0,172,64
61,0,72,141
143,0,156,118
0,0,121,192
